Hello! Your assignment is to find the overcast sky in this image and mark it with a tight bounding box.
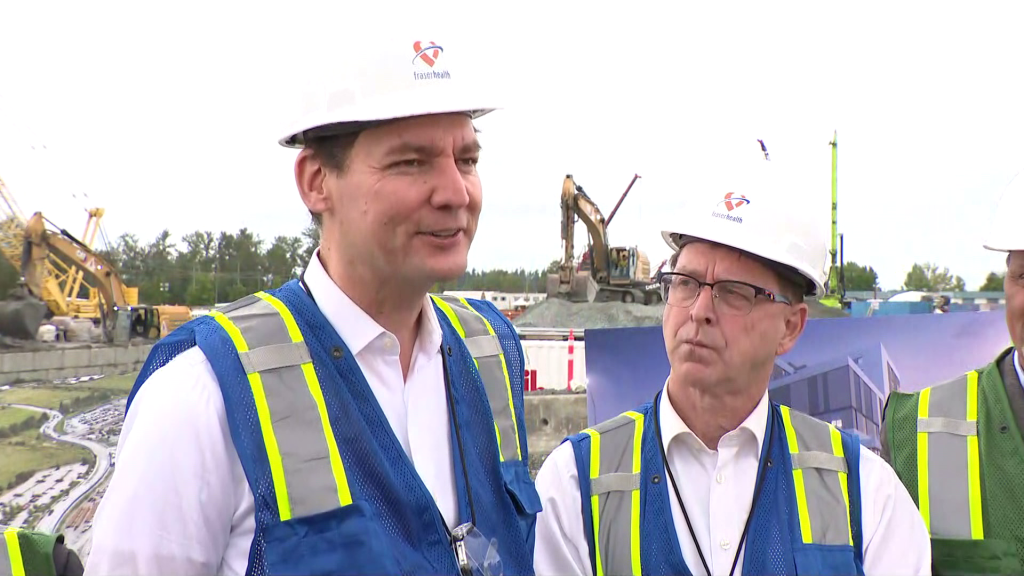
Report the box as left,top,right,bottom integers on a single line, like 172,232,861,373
2,1,1022,292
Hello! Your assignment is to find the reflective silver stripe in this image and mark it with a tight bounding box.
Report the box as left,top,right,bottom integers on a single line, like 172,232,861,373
433,295,522,463
784,408,853,546
463,334,503,358
917,373,983,539
221,295,345,519
791,451,848,473
238,341,312,374
917,416,976,436
591,472,640,495
587,411,643,576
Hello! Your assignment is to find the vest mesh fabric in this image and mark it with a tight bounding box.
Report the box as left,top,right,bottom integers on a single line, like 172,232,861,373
127,281,537,576
569,401,864,576
976,356,1024,569
11,529,59,576
885,349,1024,573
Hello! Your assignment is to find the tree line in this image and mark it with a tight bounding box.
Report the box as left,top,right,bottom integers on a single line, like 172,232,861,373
841,261,1004,293
0,225,1008,306
0,224,560,307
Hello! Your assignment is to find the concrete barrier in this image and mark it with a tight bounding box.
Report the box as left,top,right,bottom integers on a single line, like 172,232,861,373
523,391,589,477
0,343,154,385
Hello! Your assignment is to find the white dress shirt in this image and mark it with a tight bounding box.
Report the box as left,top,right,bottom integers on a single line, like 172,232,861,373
533,381,932,576
1014,348,1022,390
85,249,457,576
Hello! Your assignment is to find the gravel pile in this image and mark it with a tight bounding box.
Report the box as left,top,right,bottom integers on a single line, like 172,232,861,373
513,297,849,329
512,298,666,329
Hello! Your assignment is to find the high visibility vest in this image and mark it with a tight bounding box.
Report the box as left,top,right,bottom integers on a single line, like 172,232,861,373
127,281,542,576
566,400,865,576
883,347,1024,575
1,525,59,576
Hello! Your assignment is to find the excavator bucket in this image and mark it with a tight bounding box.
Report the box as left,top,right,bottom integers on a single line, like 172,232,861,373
546,272,599,303
570,272,599,303
0,287,49,341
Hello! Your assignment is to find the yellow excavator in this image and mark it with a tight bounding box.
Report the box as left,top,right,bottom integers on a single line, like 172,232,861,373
0,177,192,342
546,174,662,305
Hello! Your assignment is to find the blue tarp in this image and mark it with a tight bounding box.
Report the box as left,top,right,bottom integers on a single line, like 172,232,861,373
584,310,1011,427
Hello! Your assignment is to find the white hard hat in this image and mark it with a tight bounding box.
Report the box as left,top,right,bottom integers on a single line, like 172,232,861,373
278,35,498,148
660,140,831,297
982,170,1024,252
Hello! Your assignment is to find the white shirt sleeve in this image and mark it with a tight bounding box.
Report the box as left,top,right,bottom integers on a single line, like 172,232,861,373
533,441,591,576
858,446,932,575
85,346,249,576
532,440,932,576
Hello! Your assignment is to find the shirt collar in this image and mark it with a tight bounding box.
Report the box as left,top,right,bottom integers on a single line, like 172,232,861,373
1014,348,1023,391
657,378,770,455
302,247,443,356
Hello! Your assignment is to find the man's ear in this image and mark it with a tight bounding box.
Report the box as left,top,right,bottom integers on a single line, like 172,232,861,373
776,302,809,356
295,148,330,217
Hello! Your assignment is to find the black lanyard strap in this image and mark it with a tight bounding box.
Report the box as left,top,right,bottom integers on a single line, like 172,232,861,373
652,389,773,576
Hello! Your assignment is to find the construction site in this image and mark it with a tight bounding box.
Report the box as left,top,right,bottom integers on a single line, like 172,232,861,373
0,129,1016,569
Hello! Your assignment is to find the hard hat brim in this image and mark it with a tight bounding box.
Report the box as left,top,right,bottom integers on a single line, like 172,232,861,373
279,106,499,149
661,230,822,298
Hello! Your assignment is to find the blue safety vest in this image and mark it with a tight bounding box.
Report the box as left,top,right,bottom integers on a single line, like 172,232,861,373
126,280,542,576
566,400,865,576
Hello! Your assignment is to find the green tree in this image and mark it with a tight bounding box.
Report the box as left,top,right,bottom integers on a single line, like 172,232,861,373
841,261,879,291
979,272,1005,291
902,262,966,292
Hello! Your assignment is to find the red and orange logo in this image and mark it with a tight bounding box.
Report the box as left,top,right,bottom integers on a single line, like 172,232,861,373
718,192,750,212
412,41,444,67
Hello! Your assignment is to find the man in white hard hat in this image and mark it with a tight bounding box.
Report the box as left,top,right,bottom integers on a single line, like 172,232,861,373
881,170,1024,576
532,142,931,576
86,36,541,576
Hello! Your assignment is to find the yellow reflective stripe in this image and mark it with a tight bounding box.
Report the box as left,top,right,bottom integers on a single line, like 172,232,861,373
583,428,604,576
211,310,291,521
432,297,466,338
626,411,644,576
829,425,854,546
431,295,522,462
3,528,24,576
780,405,813,543
255,291,352,509
966,371,983,540
455,296,521,462
917,387,932,534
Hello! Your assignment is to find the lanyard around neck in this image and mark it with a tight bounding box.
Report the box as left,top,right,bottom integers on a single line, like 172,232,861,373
652,389,773,576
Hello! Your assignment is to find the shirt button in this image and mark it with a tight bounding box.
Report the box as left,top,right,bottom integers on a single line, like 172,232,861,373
716,473,724,484
721,539,731,550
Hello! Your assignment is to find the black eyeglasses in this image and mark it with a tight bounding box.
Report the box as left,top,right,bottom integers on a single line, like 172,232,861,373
658,271,791,316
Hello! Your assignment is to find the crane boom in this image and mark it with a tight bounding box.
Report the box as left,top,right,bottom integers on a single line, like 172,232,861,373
828,130,839,297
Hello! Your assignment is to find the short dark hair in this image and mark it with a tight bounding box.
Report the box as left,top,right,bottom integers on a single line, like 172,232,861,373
303,131,362,227
668,241,806,304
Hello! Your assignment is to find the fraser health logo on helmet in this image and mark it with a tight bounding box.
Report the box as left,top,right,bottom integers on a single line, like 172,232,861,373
711,192,750,224
412,41,452,81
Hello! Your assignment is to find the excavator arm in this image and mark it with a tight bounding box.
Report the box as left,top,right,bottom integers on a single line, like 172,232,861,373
0,211,132,341
548,172,660,305
23,212,129,335
564,176,612,283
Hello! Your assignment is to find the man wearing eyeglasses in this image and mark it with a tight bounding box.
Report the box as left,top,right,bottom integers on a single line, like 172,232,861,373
531,143,930,576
